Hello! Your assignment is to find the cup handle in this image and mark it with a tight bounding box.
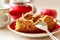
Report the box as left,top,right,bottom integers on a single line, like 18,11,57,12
3,13,11,24
26,3,35,13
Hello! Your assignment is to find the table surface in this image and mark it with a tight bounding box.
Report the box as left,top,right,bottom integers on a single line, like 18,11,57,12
0,27,60,40
0,0,60,40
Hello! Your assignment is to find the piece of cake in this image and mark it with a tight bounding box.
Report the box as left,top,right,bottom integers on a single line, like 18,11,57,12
15,19,42,33
41,15,57,31
15,13,57,33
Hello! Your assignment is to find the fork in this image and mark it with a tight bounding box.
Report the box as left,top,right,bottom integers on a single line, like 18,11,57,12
36,21,59,40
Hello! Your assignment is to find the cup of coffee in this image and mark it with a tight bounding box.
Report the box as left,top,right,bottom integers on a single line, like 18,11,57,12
0,4,11,28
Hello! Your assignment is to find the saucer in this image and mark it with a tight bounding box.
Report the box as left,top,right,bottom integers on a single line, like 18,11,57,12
7,21,60,37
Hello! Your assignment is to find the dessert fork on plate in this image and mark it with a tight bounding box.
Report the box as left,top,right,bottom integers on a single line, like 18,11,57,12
36,21,59,40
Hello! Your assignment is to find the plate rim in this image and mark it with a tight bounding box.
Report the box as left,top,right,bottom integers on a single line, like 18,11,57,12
7,21,60,37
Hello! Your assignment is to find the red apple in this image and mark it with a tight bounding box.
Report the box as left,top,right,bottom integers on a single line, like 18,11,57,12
40,9,57,18
9,5,32,19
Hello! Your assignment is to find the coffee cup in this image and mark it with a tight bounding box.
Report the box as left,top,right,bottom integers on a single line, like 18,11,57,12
0,4,11,28
0,11,11,28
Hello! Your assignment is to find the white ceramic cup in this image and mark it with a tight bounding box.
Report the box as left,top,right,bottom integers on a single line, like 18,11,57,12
0,4,10,28
0,11,11,28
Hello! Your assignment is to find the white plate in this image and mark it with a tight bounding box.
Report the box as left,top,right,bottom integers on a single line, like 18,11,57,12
7,22,60,38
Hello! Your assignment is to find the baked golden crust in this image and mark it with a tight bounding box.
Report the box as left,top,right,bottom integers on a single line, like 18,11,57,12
41,15,57,31
15,13,57,33
15,20,40,33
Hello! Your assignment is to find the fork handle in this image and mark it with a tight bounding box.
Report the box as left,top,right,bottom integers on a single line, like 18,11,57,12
46,30,59,40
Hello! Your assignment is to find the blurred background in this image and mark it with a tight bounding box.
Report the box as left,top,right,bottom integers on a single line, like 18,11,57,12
1,0,60,17
4,0,60,8
4,0,60,6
